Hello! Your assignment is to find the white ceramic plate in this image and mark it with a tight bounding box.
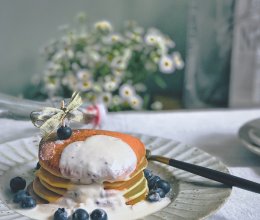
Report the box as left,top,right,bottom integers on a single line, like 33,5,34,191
238,118,260,156
0,134,231,220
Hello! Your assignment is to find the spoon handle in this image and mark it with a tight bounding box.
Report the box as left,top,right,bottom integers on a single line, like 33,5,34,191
150,156,260,193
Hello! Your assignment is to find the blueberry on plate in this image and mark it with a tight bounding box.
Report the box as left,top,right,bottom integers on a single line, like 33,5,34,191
144,169,153,181
90,209,108,220
54,208,68,220
149,188,165,198
148,175,161,190
13,190,29,203
156,179,171,194
35,162,41,170
147,192,161,202
10,177,26,193
20,196,36,209
57,126,72,140
72,208,89,220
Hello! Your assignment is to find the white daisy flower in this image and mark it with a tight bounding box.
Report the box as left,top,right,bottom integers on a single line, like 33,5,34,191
157,41,167,54
144,33,160,46
89,51,101,63
164,36,175,48
92,83,103,93
159,55,175,74
79,79,93,92
44,76,59,91
62,35,76,47
122,49,132,62
100,92,112,106
64,49,74,59
172,52,184,69
103,34,122,44
112,69,124,77
94,20,113,32
104,75,121,87
103,81,118,92
119,84,135,100
126,32,142,42
112,95,122,106
64,74,78,90
53,51,65,62
111,57,127,70
145,61,157,72
47,62,61,72
129,95,143,110
77,70,92,80
151,101,163,110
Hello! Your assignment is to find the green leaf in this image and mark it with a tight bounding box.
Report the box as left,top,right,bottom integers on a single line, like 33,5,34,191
154,75,167,89
143,94,150,109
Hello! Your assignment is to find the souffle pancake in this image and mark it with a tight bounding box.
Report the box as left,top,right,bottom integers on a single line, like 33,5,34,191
33,129,149,205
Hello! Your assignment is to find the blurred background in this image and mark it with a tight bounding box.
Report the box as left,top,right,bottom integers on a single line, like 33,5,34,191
0,0,259,111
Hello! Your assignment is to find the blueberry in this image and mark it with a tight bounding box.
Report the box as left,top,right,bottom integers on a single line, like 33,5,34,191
35,162,41,170
72,208,89,220
144,169,153,181
155,179,171,194
147,192,161,202
57,126,72,140
13,190,29,203
90,209,107,220
54,208,68,220
148,176,161,190
149,188,165,198
10,177,26,193
20,196,36,209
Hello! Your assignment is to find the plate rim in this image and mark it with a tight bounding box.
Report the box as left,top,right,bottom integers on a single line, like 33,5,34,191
238,119,260,156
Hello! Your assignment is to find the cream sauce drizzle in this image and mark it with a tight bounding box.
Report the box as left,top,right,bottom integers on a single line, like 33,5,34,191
59,135,137,184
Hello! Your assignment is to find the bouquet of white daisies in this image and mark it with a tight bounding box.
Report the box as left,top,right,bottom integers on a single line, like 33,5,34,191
39,13,184,111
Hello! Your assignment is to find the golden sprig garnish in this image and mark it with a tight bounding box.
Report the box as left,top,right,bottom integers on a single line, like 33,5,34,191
30,92,83,138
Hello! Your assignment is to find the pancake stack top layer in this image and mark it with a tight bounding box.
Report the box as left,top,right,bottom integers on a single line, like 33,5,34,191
33,129,149,205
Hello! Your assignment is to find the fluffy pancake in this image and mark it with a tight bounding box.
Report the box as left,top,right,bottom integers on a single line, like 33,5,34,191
36,157,148,190
33,174,148,205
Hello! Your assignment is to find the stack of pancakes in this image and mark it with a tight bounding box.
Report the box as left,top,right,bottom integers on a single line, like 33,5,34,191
32,129,149,205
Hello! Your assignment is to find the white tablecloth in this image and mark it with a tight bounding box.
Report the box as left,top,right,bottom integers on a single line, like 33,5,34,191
1,108,260,219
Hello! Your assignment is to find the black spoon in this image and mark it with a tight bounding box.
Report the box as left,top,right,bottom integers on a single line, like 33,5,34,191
146,149,260,193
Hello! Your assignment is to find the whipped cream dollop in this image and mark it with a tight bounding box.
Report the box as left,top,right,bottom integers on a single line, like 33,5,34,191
59,135,137,183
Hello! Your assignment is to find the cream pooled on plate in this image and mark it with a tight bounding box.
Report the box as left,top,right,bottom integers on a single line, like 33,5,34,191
59,135,137,184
